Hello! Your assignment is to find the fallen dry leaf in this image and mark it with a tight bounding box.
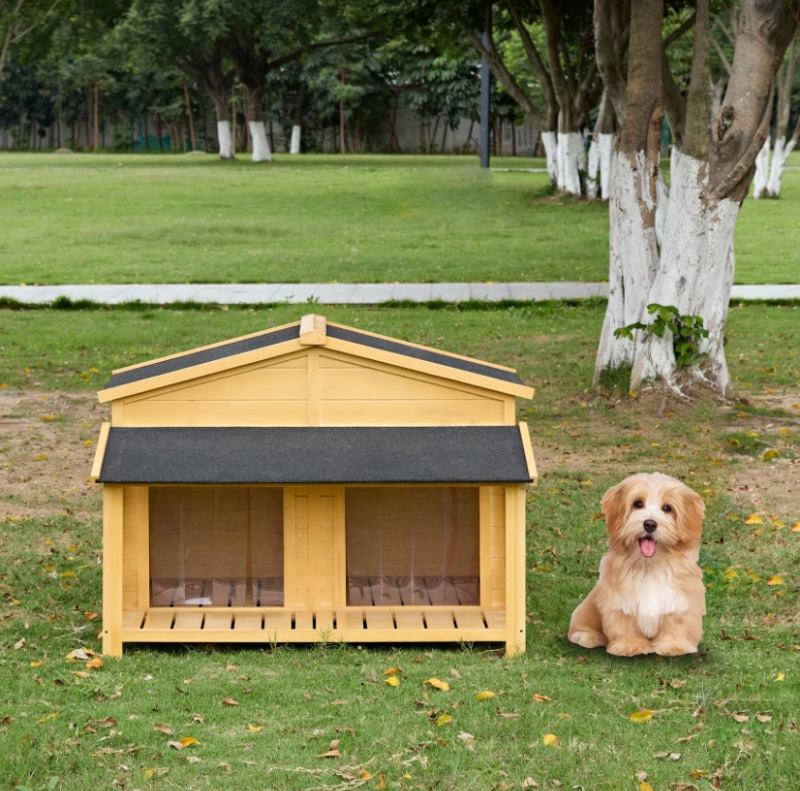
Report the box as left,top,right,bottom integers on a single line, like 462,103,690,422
532,694,551,703
630,709,654,723
542,733,559,747
222,697,239,707
423,678,450,692
383,667,402,676
385,676,400,687
436,713,453,726
247,723,264,733
475,690,495,701
96,716,117,728
153,723,174,735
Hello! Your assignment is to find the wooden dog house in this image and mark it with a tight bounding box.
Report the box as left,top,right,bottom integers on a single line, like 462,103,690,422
91,315,537,656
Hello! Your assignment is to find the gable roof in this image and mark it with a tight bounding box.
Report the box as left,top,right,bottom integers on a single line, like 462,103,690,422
98,314,533,402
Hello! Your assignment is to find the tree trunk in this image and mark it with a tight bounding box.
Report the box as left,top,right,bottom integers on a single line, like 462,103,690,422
556,129,585,194
752,138,770,198
586,91,616,200
210,95,234,159
242,86,271,162
541,131,558,184
183,80,197,152
594,0,796,398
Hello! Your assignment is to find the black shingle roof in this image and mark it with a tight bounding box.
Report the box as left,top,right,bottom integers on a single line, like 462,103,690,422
101,321,526,391
96,426,534,484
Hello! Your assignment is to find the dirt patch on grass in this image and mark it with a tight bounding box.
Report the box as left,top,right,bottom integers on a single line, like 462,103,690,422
722,393,800,522
0,389,107,521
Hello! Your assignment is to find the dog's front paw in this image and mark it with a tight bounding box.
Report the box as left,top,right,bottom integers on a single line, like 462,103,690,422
606,640,653,656
569,630,607,649
652,641,698,656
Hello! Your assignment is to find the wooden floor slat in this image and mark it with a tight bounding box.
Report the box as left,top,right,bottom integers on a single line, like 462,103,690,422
124,607,506,643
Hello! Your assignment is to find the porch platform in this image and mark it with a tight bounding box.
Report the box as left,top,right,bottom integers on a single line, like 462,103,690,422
121,606,507,645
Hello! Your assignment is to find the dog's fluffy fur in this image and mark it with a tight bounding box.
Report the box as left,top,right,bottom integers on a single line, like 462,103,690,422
568,472,705,656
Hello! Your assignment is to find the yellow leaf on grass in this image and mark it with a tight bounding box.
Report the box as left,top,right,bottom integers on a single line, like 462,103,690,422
86,656,103,669
247,723,264,733
542,733,559,747
30,661,43,667
423,678,450,692
639,783,654,791
532,694,551,703
630,709,654,723
744,514,763,525
475,690,495,701
383,667,402,676
385,676,400,687
436,714,453,726
723,568,738,579
775,673,785,682
761,449,780,461
766,576,785,586
791,522,800,532
37,712,59,724
180,736,200,747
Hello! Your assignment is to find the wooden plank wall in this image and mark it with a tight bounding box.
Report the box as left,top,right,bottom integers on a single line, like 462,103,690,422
114,350,513,428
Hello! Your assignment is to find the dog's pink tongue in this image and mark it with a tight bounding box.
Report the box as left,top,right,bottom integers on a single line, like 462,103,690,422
639,537,657,557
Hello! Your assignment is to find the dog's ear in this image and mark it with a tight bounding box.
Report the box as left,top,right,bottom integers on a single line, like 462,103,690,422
677,485,705,537
601,480,629,535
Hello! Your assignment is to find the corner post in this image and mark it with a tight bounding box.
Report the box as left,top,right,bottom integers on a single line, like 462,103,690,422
102,485,124,657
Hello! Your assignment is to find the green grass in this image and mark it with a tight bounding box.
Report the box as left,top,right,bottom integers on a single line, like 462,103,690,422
1,302,798,789
1,151,799,286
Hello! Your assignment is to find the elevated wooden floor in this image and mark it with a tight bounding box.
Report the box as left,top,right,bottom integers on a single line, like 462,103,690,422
121,606,507,645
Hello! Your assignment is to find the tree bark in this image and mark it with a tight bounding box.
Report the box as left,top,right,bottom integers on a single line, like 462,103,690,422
595,0,797,397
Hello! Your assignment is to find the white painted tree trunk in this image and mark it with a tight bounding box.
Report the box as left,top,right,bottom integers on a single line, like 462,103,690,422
598,133,615,199
597,149,736,397
752,138,770,198
766,137,793,197
541,131,558,185
595,150,658,376
586,133,614,200
290,124,302,155
556,131,585,195
631,152,736,395
249,121,272,163
217,120,234,160
586,137,601,200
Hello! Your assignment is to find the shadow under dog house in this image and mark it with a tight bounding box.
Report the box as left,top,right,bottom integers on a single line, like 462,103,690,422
91,314,537,656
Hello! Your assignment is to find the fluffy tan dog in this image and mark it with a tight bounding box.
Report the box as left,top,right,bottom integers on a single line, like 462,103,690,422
568,472,706,656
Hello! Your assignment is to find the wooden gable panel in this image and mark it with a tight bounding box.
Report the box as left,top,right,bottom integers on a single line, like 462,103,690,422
317,354,510,426
119,356,309,427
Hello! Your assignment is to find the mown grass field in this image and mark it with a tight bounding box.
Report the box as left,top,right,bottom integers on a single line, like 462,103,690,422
1,301,798,790
1,151,799,789
1,151,799,285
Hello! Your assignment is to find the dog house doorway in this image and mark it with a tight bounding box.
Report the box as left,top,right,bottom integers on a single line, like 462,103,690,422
346,486,479,607
149,487,285,608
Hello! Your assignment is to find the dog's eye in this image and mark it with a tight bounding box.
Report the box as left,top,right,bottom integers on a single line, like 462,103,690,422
633,500,644,509
662,504,672,513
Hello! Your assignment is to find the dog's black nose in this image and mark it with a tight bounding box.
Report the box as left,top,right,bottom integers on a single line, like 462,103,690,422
643,519,657,533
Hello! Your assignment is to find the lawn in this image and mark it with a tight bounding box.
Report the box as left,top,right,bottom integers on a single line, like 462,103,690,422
1,151,799,286
1,301,798,789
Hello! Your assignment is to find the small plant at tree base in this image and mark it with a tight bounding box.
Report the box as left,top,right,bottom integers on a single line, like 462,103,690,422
614,304,710,369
